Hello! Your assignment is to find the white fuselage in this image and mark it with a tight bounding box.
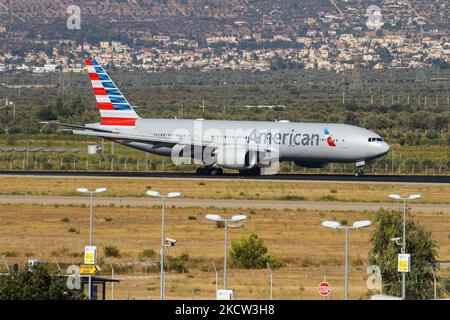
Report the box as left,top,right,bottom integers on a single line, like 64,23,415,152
101,118,390,166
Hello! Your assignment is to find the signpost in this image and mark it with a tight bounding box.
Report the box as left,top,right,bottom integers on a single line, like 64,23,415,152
80,264,99,275
318,281,332,298
398,254,411,273
84,246,97,265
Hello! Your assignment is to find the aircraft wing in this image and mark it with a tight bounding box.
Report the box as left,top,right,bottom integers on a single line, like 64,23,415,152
40,121,115,133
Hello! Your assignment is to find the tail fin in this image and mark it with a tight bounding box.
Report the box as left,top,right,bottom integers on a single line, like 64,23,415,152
85,58,140,127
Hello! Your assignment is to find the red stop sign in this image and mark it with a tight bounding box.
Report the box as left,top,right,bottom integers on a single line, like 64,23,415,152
318,282,331,297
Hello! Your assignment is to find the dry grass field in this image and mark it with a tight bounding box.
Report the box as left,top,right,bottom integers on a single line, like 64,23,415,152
0,201,449,300
0,176,449,204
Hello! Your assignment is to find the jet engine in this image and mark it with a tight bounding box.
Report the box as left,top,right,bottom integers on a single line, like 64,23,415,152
214,146,257,170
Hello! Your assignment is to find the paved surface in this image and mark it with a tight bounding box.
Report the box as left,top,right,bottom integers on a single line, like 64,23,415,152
0,170,449,183
0,195,448,213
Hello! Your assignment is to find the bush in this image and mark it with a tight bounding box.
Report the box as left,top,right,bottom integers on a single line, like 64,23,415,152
319,195,337,201
139,248,157,259
61,217,70,223
103,245,121,258
277,195,307,201
167,253,190,273
1,251,18,257
0,264,84,300
230,234,280,269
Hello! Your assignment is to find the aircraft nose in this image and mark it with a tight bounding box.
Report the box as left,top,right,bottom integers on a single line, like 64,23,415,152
378,142,390,156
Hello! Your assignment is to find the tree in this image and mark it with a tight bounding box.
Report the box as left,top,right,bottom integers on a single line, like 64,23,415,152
230,234,280,269
0,264,84,300
368,209,443,299
36,106,57,121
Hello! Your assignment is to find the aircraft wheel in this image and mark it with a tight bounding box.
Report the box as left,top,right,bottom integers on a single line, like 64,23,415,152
239,167,261,176
354,170,365,177
211,167,223,176
196,167,208,175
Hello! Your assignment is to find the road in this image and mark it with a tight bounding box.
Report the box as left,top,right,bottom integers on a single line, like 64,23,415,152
0,195,448,213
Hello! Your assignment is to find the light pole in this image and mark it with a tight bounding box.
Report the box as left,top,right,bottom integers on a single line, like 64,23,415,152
205,214,247,291
389,194,421,300
76,187,107,300
146,190,181,301
322,220,372,300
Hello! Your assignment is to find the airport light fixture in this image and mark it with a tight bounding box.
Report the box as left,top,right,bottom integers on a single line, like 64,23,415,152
76,187,107,300
388,194,422,300
205,214,247,290
321,220,372,300
146,190,182,301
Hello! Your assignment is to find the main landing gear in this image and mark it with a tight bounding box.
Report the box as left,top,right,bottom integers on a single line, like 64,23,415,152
195,166,223,176
239,167,262,176
354,161,366,177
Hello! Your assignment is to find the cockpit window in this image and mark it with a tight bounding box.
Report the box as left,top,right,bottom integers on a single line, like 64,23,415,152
368,137,383,142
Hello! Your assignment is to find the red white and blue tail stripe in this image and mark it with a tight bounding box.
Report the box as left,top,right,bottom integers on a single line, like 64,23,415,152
85,59,140,127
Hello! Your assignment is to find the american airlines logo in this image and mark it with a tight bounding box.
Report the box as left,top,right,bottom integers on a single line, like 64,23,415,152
324,128,337,147
247,129,321,146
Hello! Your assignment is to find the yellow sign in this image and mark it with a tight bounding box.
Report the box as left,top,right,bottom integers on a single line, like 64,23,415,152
398,254,410,273
80,264,98,275
84,246,97,265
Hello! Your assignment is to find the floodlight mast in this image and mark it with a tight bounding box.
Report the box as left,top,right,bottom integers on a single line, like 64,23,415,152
322,220,372,300
146,190,181,301
205,214,247,292
388,194,422,300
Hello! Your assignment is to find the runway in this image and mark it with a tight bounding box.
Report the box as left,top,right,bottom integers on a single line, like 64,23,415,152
0,171,449,184
0,195,448,213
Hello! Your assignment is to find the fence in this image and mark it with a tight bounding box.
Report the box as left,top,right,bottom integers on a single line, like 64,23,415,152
0,154,447,175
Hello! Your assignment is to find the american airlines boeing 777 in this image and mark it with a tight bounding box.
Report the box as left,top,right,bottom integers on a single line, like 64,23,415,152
45,59,390,177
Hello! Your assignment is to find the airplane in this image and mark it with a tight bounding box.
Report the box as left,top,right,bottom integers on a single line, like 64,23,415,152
44,58,390,177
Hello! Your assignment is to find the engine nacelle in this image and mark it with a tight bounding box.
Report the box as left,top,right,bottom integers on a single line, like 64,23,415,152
215,146,257,170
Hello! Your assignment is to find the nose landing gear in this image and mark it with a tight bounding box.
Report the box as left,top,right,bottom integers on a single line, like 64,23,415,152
354,161,366,177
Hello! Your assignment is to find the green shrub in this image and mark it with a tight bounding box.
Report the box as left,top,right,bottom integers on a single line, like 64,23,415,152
188,216,197,220
230,234,280,269
1,251,18,257
139,248,157,259
319,195,338,201
167,253,190,273
61,217,70,223
103,245,121,258
277,195,307,201
104,217,113,222
0,264,84,300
